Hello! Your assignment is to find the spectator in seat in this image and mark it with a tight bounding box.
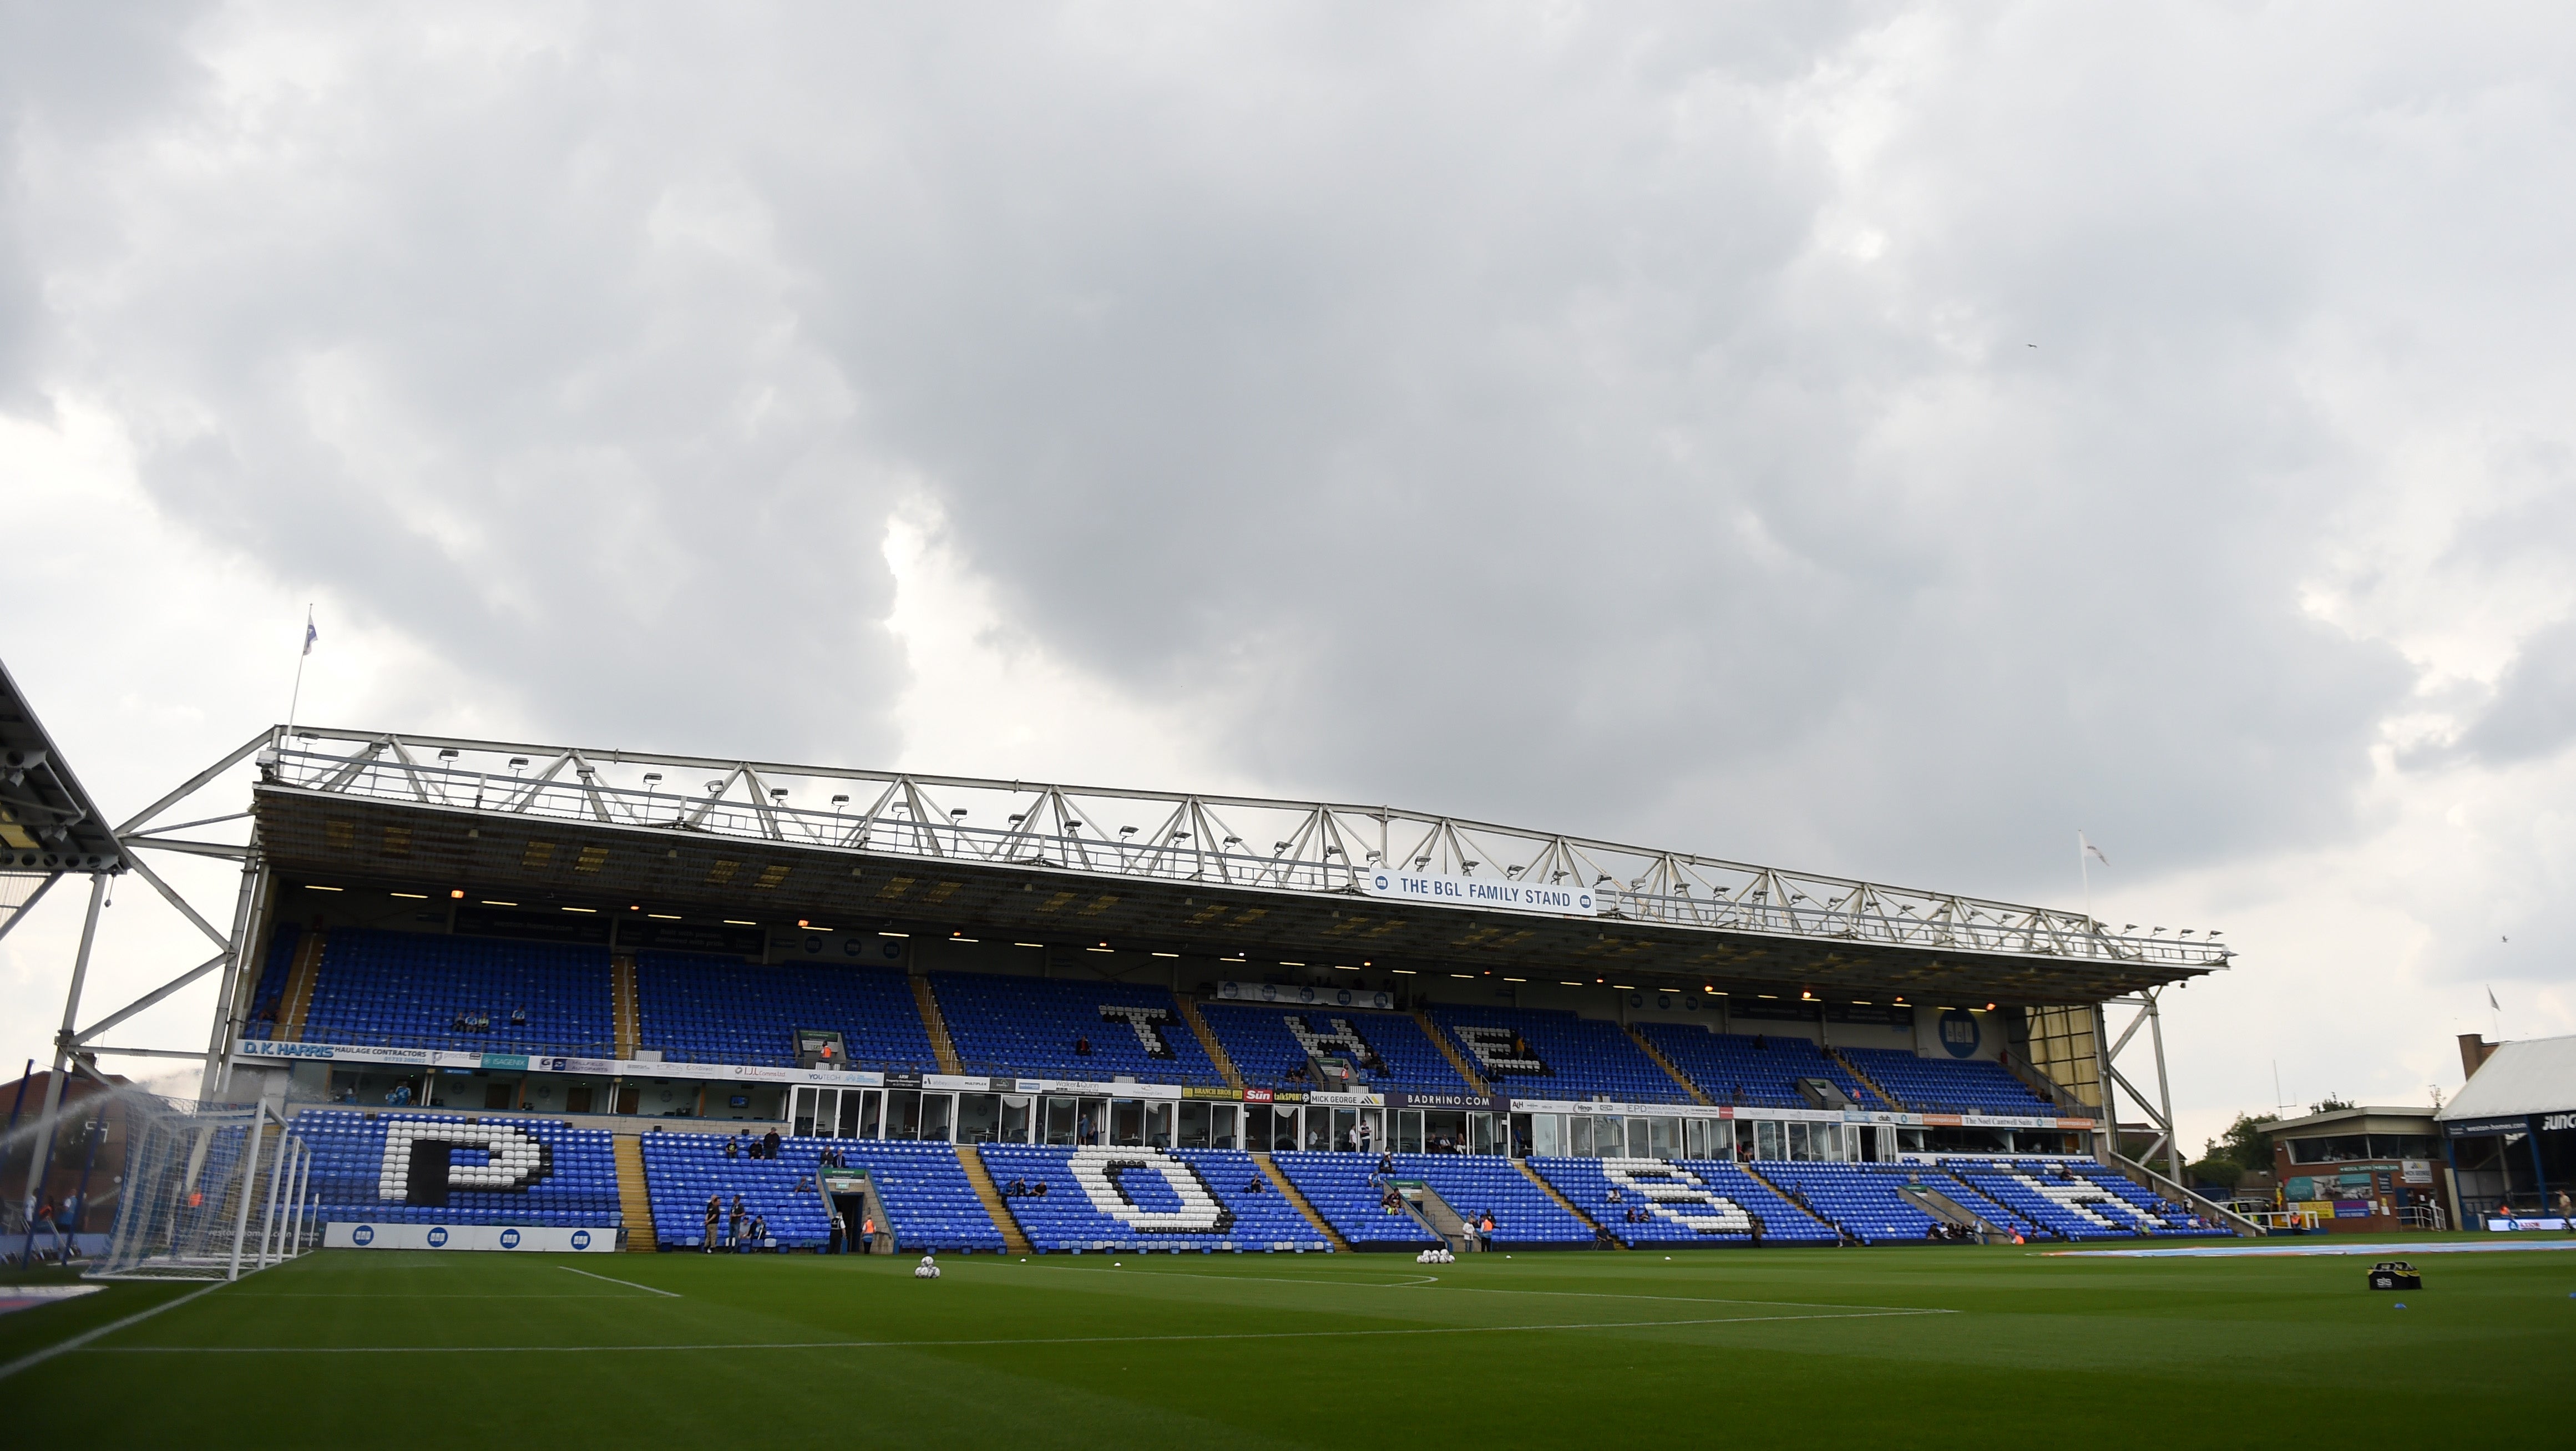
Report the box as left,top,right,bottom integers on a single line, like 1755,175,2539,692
1752,1033,1767,1050
1031,1181,1048,1197
510,1005,527,1027
723,1136,740,1160
1245,1175,1265,1194
762,1128,782,1160
749,1214,768,1251
1074,1035,1092,1056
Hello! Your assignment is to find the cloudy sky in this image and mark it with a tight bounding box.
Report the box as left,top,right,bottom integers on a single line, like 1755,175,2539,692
5,2,2572,1152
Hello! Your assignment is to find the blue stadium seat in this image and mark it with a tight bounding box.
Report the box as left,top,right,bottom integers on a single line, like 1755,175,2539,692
1531,1156,1838,1246
1633,1025,1882,1108
1424,1005,1689,1104
932,974,1222,1086
634,952,934,1071
296,929,614,1056
976,1145,1329,1252
1838,1048,2055,1115
1269,1153,1441,1247
1197,1003,1469,1095
637,1133,1004,1252
1389,1154,1592,1246
241,924,300,1039
290,1109,621,1228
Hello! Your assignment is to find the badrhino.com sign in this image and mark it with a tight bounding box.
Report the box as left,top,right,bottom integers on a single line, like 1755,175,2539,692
324,1223,614,1252
1360,868,1595,917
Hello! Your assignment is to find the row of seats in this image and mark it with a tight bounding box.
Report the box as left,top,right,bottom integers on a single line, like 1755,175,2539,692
1385,1154,1593,1245
1427,1005,1692,1104
1634,1024,1885,1108
976,1145,1330,1252
285,931,618,1056
637,952,935,1070
256,927,2083,1114
639,1135,1006,1252
1755,1162,1946,1242
932,973,1224,1086
1529,1157,1839,1245
1196,1003,1470,1095
1840,1047,2054,1115
291,1110,621,1226
1266,1153,1441,1247
1942,1160,2219,1239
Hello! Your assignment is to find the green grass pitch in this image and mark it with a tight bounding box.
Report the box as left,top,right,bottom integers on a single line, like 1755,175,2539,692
6,1241,2570,1445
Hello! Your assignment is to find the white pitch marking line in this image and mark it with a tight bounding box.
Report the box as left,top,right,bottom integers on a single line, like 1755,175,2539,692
993,1261,1927,1314
557,1266,682,1298
0,1281,229,1383
84,1307,1958,1356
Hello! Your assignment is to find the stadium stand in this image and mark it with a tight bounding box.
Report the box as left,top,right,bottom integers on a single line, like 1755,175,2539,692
1268,1154,1442,1247
1196,1003,1470,1095
296,928,614,1056
639,1133,1005,1252
1633,1024,1883,1108
975,1145,1331,1252
633,951,935,1071
292,1110,621,1227
932,974,1223,1086
1941,1160,2192,1240
1531,1156,1835,1246
1838,1046,2055,1114
1753,1162,1947,1244
1392,1155,1592,1246
2061,1161,2226,1235
240,923,300,1039
1425,1005,1691,1103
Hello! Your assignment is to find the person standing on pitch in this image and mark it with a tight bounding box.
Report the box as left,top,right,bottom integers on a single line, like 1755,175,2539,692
861,1214,877,1253
702,1194,720,1252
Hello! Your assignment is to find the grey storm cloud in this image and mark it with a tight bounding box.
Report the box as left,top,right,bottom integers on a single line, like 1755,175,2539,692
11,1,2575,907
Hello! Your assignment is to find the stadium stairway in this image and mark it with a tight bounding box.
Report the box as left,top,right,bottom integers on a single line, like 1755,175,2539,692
1738,1164,1840,1234
1416,1012,1491,1096
1629,1027,1712,1106
1251,1152,1350,1251
614,1136,656,1251
277,928,329,1041
1515,1160,1612,1245
1176,998,1246,1091
611,954,640,1060
957,1147,1035,1253
1828,1047,1896,1108
912,977,963,1074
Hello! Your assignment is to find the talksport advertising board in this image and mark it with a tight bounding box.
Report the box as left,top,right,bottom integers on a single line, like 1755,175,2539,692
324,1222,614,1252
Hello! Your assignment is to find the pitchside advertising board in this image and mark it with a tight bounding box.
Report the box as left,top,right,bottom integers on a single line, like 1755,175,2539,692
325,1223,614,1252
1359,867,1595,916
235,1038,890,1088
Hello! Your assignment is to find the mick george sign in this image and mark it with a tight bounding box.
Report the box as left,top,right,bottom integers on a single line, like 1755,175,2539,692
1360,868,1595,917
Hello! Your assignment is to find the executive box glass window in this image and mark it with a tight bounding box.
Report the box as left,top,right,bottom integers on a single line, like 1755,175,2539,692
2286,1133,2443,1164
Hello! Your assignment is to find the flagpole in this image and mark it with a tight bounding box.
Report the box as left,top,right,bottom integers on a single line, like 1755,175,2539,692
286,604,312,732
2077,830,2093,929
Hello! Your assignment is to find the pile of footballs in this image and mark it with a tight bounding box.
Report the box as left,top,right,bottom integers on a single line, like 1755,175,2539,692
1414,1247,1455,1265
914,1253,942,1280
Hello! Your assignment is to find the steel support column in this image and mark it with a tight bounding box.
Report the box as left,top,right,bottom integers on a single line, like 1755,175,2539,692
17,872,108,1270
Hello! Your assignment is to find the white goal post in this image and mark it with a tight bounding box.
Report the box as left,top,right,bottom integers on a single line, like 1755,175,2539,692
83,1092,316,1282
